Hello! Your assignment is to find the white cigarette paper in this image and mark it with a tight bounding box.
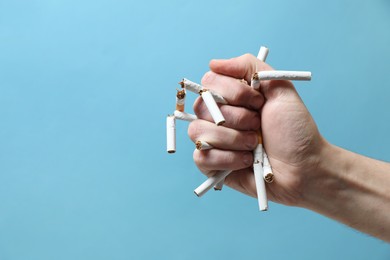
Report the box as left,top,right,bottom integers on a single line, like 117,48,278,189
180,78,227,104
257,46,269,62
200,90,225,126
253,162,268,211
195,140,213,150
263,152,274,183
256,70,312,81
180,78,202,94
174,110,198,122
194,170,232,197
166,115,176,153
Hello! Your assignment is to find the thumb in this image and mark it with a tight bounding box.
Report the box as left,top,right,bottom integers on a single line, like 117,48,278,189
209,54,298,101
209,53,272,83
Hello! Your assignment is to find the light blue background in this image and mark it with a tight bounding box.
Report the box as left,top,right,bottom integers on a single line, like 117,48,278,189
0,0,389,259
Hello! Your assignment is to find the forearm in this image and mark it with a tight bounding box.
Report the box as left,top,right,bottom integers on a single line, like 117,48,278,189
300,142,390,242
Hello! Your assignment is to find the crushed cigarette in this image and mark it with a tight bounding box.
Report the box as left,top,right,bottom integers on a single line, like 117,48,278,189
180,78,228,104
200,89,225,126
174,110,198,122
166,115,176,154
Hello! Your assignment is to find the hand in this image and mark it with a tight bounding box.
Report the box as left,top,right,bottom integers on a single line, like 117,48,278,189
188,54,327,207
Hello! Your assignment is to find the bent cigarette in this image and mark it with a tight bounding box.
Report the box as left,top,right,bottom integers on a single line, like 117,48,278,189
195,140,213,150
194,170,232,197
254,161,268,211
256,70,312,81
176,89,186,112
166,115,176,153
263,152,274,183
174,110,197,122
180,78,227,104
200,89,225,126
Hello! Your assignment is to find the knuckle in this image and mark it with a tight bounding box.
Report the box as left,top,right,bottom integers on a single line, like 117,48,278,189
193,149,206,167
231,86,248,104
201,71,216,86
187,120,204,141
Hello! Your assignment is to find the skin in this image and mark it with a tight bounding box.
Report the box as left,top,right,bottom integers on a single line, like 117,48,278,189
187,54,390,242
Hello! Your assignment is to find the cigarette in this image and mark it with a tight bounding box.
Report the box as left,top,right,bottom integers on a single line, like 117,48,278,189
263,152,274,183
256,70,312,81
195,140,213,150
253,161,268,211
180,78,227,104
176,89,186,112
174,110,198,122
251,46,269,90
257,46,269,62
251,46,269,211
194,170,232,197
200,89,225,126
166,115,176,154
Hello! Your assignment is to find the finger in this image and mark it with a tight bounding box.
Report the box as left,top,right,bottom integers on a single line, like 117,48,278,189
193,97,261,131
193,149,253,173
209,54,298,101
209,53,272,83
223,168,257,197
188,120,258,151
201,71,264,110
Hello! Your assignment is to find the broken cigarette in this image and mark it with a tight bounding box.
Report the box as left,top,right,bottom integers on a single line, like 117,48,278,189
194,170,232,197
251,46,269,90
176,89,186,112
180,78,227,104
195,140,213,150
263,152,274,183
256,70,312,81
251,46,270,211
200,89,225,126
254,158,268,211
166,115,176,154
174,110,198,122
213,180,224,191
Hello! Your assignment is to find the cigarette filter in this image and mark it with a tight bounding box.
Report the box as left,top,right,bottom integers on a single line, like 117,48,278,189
200,89,225,126
174,110,198,122
194,170,232,197
176,89,186,112
257,70,312,81
253,162,268,211
166,115,176,153
195,140,213,150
